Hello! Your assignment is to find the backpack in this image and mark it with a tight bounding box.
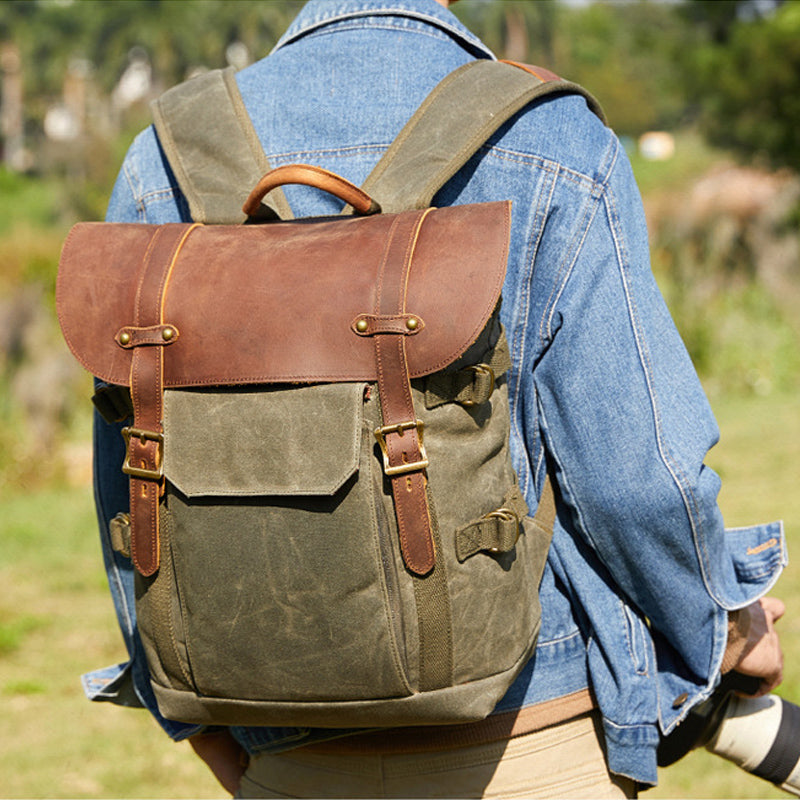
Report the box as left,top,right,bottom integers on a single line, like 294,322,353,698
57,60,603,728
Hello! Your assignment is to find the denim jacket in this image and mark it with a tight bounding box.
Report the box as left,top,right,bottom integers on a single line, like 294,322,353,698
87,0,786,785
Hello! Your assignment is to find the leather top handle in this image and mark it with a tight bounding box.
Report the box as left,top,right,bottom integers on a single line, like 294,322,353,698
243,164,381,218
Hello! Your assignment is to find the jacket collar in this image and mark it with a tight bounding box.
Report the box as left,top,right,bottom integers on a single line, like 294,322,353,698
273,0,495,60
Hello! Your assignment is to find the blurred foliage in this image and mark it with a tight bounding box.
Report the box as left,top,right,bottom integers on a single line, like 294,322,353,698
0,0,303,102
0,0,796,156
680,0,800,170
452,0,689,135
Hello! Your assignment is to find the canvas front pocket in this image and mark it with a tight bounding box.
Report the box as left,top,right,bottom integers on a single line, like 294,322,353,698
139,382,412,704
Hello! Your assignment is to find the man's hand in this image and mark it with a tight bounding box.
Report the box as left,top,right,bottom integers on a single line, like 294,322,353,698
188,729,248,796
735,596,785,696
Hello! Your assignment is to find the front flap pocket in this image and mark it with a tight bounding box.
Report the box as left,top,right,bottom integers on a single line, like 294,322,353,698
163,383,363,497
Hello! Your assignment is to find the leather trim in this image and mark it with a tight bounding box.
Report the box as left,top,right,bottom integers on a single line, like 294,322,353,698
351,313,424,337
57,202,511,388
500,59,562,83
116,324,180,348
244,164,380,217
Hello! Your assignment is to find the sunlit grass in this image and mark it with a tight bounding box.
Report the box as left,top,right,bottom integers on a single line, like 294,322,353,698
0,481,221,798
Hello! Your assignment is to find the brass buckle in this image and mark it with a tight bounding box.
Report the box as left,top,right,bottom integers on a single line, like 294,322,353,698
121,426,164,480
374,419,429,476
461,363,496,407
484,507,520,552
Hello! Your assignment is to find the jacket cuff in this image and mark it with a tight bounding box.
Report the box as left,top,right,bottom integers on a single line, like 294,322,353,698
720,607,752,674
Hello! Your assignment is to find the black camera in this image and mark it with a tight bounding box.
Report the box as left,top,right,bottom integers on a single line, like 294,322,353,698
658,672,800,796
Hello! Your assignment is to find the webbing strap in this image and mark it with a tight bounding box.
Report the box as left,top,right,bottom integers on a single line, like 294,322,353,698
455,485,529,562
151,67,293,223
360,59,605,214
151,60,602,223
454,476,555,563
413,487,453,691
424,332,512,410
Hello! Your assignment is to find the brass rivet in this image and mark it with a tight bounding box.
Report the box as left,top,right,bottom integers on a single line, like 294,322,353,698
162,327,174,341
356,318,369,333
406,317,419,331
119,331,131,345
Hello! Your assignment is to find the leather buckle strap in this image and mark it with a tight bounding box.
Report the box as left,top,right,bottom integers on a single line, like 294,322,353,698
123,223,200,577
121,426,164,480
369,209,436,577
366,208,455,688
374,420,429,476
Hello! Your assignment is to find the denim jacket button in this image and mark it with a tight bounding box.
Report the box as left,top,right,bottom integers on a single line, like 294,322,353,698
672,692,689,709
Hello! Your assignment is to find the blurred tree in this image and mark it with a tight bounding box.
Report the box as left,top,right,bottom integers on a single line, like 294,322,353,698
453,0,690,138
9,0,795,167
554,0,683,135
681,0,799,170
455,1,557,67
0,1,303,110
680,0,746,43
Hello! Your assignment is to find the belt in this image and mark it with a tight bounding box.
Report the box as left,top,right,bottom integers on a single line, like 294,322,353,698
301,689,596,756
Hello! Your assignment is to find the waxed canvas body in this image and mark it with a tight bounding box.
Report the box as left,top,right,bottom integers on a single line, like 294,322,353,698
57,200,555,728
135,338,552,727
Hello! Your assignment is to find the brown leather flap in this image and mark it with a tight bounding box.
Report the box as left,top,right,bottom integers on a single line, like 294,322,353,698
56,202,510,387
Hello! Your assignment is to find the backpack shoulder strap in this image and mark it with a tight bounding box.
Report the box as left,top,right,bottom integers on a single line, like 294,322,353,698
361,59,605,214
150,60,603,222
150,67,292,223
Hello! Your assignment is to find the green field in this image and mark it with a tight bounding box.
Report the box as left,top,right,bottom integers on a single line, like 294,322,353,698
1,389,798,798
652,391,800,799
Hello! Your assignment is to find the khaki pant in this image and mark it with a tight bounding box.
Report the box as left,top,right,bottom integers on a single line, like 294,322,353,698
238,712,637,799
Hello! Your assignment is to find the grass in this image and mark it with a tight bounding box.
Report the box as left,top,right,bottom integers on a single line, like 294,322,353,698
0,390,798,798
0,477,221,799
0,170,64,236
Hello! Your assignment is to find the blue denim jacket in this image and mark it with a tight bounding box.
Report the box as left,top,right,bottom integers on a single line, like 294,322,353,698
87,0,786,785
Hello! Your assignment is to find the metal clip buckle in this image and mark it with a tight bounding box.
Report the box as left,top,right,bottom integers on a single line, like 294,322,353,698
460,363,496,407
484,507,520,552
121,426,164,480
374,419,429,476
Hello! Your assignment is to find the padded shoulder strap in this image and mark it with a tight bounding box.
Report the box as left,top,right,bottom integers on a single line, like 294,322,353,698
150,60,603,222
151,67,293,223
361,59,606,214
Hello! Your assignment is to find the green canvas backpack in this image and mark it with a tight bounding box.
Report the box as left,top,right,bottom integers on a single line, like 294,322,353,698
57,60,602,728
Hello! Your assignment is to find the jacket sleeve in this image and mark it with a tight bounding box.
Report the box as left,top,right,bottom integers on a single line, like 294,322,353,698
531,137,785,724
